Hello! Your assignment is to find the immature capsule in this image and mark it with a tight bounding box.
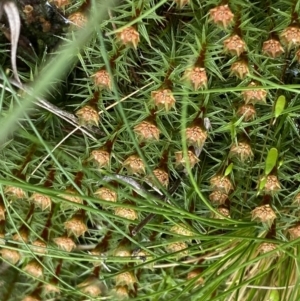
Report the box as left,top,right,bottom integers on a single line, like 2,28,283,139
209,191,228,205
90,149,110,168
187,268,204,287
229,141,253,162
112,286,129,300
115,271,137,290
288,224,300,240
183,67,207,90
0,204,5,221
262,39,284,58
134,121,160,141
223,35,246,56
4,186,26,199
237,104,256,121
31,239,47,254
175,150,199,169
117,26,140,49
251,204,276,225
170,223,194,237
94,187,117,204
263,175,280,193
76,105,99,127
166,241,189,259
30,193,52,210
230,60,249,79
13,229,29,243
257,242,277,254
60,189,83,209
280,26,300,49
52,0,70,8
185,126,207,148
241,82,267,105
68,12,87,28
23,5,35,24
293,192,300,204
77,276,102,297
150,168,169,188
114,246,131,258
151,89,176,111
123,155,145,175
53,236,76,252
174,0,190,8
114,207,138,220
43,282,60,295
213,206,231,219
92,69,112,90
24,260,44,279
22,296,41,301
209,5,234,28
210,175,233,194
0,248,20,265
64,216,87,237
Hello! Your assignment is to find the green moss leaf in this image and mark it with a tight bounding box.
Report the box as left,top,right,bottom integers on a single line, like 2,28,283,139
265,148,278,176
224,162,234,177
274,95,286,118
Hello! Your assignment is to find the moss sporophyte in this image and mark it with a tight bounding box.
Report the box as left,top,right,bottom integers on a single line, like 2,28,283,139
0,0,300,300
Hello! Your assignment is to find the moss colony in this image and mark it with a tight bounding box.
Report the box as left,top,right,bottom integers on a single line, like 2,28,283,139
1,0,300,300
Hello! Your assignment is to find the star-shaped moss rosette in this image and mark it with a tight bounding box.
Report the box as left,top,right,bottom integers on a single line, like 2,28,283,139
1,1,300,300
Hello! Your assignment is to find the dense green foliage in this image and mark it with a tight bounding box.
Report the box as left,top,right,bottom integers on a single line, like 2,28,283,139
1,0,300,300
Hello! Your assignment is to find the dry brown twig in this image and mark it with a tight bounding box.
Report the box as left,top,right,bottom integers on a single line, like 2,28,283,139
0,1,21,84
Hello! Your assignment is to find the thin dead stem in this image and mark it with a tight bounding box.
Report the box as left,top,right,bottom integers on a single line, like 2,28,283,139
1,1,21,84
